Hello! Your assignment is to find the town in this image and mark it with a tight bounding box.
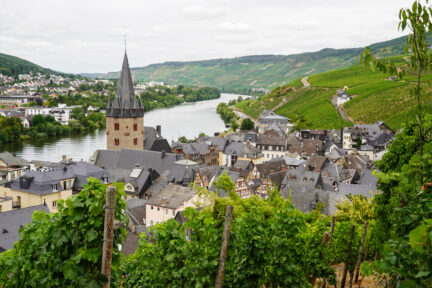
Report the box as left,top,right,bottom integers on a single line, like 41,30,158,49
0,52,391,255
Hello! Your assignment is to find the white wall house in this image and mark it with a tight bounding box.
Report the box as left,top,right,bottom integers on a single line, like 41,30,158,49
24,105,81,125
145,184,197,227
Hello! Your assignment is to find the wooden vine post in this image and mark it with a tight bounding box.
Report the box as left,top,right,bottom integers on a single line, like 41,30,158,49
215,205,233,288
101,186,116,288
341,224,355,288
354,221,368,284
312,232,329,286
321,216,336,288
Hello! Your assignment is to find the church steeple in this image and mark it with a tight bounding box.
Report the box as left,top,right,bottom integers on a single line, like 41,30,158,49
106,51,144,118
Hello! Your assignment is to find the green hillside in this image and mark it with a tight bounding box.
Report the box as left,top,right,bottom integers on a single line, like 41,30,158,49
0,53,75,78
99,36,408,91
236,55,432,130
0,53,50,77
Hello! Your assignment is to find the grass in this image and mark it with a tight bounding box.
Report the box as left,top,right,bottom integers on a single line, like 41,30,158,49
275,87,352,129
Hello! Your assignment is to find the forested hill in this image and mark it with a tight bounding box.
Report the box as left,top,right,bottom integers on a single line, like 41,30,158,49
97,35,408,91
0,53,74,78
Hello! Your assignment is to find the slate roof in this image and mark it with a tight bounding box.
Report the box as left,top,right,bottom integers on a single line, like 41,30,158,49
146,183,195,209
182,142,209,156
233,159,252,170
282,156,306,167
94,149,180,175
224,142,262,158
0,152,29,167
196,136,228,151
243,132,258,143
358,169,378,187
126,199,146,226
305,156,327,172
168,161,199,185
11,162,108,195
257,134,287,147
256,158,286,176
106,52,144,118
0,204,49,251
264,122,286,137
144,126,171,152
281,170,322,189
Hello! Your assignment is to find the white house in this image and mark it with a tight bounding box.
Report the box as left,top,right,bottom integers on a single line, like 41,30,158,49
337,90,352,106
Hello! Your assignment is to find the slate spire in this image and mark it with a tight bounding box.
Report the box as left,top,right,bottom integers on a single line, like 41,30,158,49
106,51,144,118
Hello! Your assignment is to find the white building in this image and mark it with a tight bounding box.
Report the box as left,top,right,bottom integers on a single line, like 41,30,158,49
337,90,352,106
24,104,81,125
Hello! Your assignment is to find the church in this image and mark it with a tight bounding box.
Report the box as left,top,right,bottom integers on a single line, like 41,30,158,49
105,51,170,152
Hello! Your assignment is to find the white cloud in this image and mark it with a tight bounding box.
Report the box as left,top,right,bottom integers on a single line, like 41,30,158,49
0,0,416,73
216,21,253,33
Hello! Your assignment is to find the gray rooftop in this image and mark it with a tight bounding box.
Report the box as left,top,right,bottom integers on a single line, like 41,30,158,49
11,162,108,195
0,152,29,167
146,183,195,209
0,204,49,251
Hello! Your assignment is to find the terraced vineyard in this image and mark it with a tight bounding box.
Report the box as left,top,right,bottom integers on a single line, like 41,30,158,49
236,55,432,130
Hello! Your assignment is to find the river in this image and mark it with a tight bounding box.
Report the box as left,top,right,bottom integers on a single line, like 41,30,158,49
1,93,245,162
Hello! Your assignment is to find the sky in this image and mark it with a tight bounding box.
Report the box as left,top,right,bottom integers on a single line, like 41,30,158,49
0,0,415,74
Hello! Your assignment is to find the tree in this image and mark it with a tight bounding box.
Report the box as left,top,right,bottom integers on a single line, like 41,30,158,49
240,118,254,130
71,107,85,121
362,0,432,181
0,179,128,287
231,120,239,131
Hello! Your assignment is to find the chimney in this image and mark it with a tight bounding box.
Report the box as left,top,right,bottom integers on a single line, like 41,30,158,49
156,125,161,135
162,196,167,205
62,155,66,161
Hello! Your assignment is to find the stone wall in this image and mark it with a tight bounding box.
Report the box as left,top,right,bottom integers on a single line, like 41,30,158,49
106,116,144,151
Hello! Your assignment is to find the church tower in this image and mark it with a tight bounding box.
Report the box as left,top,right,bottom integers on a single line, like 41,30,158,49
106,52,144,151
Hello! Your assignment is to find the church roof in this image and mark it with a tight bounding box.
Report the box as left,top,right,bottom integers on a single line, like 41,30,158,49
106,52,144,118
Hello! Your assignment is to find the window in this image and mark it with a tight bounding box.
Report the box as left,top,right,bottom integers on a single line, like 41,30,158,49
133,138,138,145
166,209,168,215
115,138,120,146
51,184,58,191
150,220,154,226
157,207,160,211
68,179,72,188
151,206,154,210
52,201,57,208
133,123,138,131
63,181,66,190
114,123,120,130
172,210,175,216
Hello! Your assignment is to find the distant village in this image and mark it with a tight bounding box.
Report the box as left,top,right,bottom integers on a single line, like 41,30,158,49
0,71,169,128
0,53,394,255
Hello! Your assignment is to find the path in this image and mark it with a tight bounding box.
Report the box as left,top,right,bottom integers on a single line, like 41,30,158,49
232,107,259,126
301,76,310,88
331,93,351,122
272,97,287,111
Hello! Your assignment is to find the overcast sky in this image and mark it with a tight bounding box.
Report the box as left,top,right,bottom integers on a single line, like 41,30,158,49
0,0,414,74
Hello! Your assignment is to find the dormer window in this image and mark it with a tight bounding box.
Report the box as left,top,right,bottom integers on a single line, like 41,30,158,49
51,184,58,191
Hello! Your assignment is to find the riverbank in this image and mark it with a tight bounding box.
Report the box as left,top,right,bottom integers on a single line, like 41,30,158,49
1,93,245,162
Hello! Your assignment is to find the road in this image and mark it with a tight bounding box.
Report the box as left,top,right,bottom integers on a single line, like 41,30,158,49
301,76,311,87
331,93,351,122
232,108,259,126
